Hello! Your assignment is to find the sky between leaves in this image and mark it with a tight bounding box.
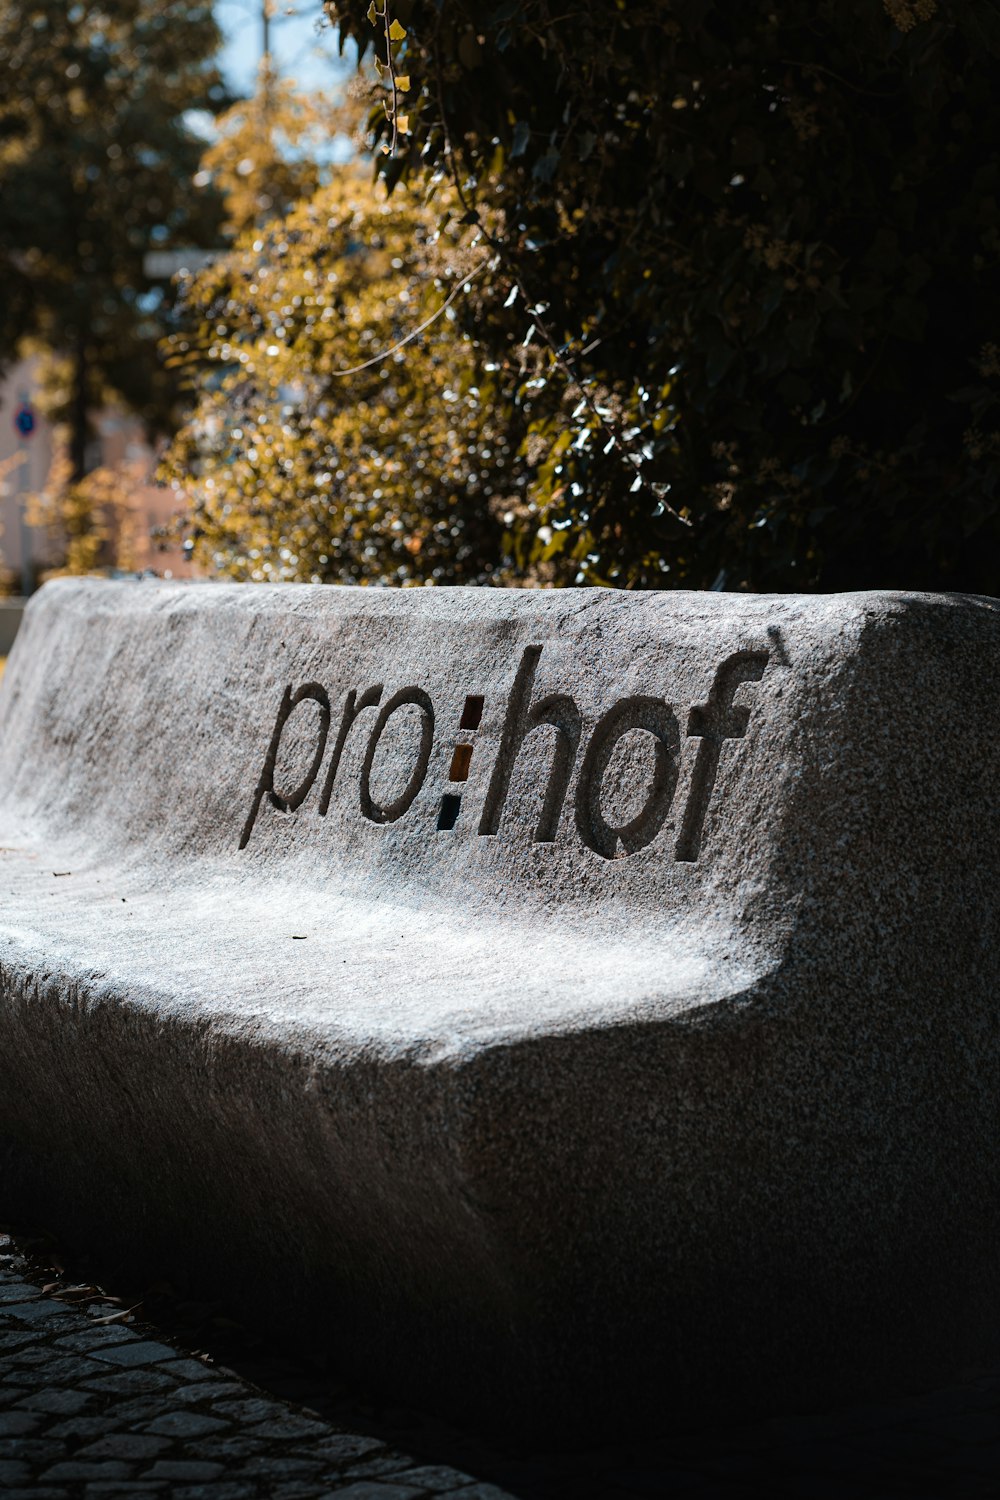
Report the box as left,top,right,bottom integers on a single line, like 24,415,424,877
216,0,351,96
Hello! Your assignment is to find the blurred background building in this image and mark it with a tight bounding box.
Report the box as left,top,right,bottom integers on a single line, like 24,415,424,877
0,357,196,591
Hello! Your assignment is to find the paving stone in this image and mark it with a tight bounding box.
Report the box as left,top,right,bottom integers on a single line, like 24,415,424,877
269,1486,337,1500
1,1299,77,1324
393,1467,494,1492
143,1458,227,1480
2,1489,74,1500
75,1432,173,1459
53,1326,139,1352
170,1484,259,1499
81,1369,178,1395
14,1388,96,1415
0,1329,43,1351
46,1415,124,1441
5,1353,99,1382
90,1339,180,1367
178,1380,247,1405
87,1488,169,1497
107,1396,175,1423
212,1395,292,1422
246,1413,333,1441
3,1346,78,1367
313,1436,387,1463
234,1454,327,1479
153,1357,216,1381
276,1487,353,1500
343,1454,428,1480
184,1435,272,1461
0,1438,67,1463
41,1458,136,1480
0,1458,31,1485
0,1283,42,1303
143,1409,230,1438
0,1410,42,1436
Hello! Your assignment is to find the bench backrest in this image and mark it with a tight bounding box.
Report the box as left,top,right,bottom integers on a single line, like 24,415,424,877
2,579,998,983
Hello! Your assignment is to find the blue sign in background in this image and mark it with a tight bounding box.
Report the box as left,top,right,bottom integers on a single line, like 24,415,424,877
14,404,35,438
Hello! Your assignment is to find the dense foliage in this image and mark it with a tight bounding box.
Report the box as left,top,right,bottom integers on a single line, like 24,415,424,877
160,169,514,583
202,70,339,236
325,0,1000,591
0,0,227,476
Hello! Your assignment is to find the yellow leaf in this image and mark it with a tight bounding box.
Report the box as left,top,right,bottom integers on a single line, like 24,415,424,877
397,114,410,134
388,18,406,40
395,74,410,91
366,1,377,22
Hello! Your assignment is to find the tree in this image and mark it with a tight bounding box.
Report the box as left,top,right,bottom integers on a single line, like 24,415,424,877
326,0,1000,593
200,64,342,237
0,0,229,478
159,165,514,584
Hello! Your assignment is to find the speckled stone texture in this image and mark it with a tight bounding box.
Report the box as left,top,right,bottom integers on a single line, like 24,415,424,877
0,579,998,1438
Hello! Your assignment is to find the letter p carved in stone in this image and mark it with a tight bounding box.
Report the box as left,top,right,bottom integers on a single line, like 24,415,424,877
239,682,331,850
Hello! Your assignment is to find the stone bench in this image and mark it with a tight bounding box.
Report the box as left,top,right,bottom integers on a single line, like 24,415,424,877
1,578,998,1436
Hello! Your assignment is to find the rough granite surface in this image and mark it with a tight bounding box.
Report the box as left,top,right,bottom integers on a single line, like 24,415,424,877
0,579,998,1435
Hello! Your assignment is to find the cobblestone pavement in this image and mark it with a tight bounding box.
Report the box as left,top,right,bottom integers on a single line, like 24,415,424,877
4,1232,1000,1500
0,1261,513,1499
